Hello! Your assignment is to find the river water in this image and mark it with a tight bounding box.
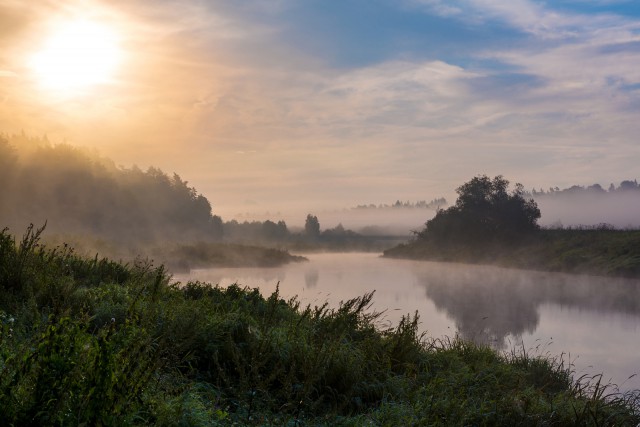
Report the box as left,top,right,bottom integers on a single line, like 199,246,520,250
173,252,640,392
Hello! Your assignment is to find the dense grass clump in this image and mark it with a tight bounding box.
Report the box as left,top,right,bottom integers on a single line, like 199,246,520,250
0,225,638,425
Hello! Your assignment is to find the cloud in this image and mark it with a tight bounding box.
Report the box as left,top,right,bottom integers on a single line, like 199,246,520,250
467,0,570,36
409,0,464,17
414,0,632,40
3,0,640,218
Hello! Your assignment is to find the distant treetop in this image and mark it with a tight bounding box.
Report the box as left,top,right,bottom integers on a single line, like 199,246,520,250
529,179,639,196
353,197,447,210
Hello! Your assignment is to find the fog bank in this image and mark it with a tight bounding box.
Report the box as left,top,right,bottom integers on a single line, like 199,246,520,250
535,192,640,229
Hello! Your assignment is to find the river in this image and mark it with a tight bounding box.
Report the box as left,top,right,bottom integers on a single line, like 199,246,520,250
173,252,640,393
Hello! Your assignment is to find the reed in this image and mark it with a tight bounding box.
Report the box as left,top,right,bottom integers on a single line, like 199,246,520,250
0,226,638,425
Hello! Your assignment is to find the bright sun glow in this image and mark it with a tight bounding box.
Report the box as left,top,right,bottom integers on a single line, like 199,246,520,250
29,19,122,93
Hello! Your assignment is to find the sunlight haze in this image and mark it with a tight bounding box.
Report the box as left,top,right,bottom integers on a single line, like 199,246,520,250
2,0,640,221
28,19,122,92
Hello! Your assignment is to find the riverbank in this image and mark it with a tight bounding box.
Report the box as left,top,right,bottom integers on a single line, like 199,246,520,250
1,226,638,425
41,233,307,272
384,228,640,278
154,242,307,272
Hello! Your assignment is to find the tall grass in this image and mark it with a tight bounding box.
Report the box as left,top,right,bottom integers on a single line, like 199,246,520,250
0,225,638,425
385,227,640,278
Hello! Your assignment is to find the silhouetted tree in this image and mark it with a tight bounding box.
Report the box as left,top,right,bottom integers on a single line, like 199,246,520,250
211,215,224,240
262,220,289,241
304,214,320,239
418,175,540,245
619,180,639,191
587,183,605,193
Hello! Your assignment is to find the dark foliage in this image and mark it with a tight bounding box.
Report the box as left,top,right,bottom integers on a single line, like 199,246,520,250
0,135,223,246
531,179,640,196
0,226,638,425
353,198,447,210
418,175,540,246
304,214,320,239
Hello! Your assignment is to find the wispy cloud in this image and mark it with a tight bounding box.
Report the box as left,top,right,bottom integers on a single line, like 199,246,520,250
409,0,464,17
2,0,640,217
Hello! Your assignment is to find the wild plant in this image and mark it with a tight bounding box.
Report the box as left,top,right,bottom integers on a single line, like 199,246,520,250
0,225,639,425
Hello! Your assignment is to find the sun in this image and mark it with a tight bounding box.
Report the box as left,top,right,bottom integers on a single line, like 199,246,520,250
29,19,122,93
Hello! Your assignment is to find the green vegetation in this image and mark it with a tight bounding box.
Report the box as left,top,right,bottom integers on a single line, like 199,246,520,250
385,227,640,277
384,176,640,277
155,242,307,272
1,225,638,425
512,227,640,277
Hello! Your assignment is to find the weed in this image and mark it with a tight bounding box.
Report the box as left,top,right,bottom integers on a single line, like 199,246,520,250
0,226,638,425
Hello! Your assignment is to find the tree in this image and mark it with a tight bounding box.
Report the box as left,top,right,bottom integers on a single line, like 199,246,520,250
304,214,320,239
418,175,540,245
0,138,17,214
262,220,289,241
587,184,605,193
619,180,639,191
211,215,224,240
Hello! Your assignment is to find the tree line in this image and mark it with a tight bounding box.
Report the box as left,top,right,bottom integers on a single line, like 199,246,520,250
0,135,222,245
529,180,640,196
353,198,447,210
0,135,368,248
222,214,366,247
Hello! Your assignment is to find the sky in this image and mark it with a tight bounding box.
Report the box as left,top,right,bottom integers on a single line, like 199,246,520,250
1,0,640,223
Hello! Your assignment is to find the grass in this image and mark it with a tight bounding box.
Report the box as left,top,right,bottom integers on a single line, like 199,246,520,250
384,228,640,278
0,225,638,425
152,241,308,272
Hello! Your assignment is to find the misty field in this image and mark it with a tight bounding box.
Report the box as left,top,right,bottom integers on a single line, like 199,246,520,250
1,225,638,426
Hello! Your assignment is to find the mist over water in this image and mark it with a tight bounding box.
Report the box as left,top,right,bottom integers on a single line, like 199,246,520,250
175,253,640,392
415,262,640,345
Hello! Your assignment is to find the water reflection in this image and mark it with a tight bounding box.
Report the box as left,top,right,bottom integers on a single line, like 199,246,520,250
305,269,319,288
174,253,640,390
412,262,640,348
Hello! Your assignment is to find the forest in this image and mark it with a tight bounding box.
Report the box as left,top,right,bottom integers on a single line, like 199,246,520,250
0,134,222,246
0,135,391,268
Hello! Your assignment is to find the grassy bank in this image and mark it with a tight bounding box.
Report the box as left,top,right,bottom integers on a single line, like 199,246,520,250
385,228,640,278
1,225,638,425
155,242,307,272
40,233,307,273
